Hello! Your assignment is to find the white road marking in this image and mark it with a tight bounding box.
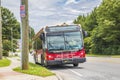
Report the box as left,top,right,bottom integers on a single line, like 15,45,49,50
69,69,83,77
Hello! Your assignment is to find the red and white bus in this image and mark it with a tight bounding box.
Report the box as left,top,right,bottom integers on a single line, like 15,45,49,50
33,24,86,67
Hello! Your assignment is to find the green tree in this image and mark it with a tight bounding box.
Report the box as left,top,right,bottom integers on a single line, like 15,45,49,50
1,7,20,56
93,0,120,54
74,9,98,53
29,26,35,50
74,0,120,55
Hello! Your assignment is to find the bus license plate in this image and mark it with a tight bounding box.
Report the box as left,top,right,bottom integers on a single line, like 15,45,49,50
63,59,70,62
55,58,61,60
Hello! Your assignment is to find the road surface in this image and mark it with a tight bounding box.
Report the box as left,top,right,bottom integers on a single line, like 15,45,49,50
29,54,120,80
48,57,120,80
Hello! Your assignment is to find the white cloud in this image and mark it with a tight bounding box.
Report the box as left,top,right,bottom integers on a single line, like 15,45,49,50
2,0,102,33
64,8,88,14
65,0,78,5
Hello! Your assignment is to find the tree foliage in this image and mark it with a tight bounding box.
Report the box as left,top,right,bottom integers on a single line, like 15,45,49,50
1,7,35,56
33,38,42,50
29,26,35,50
1,7,20,56
74,0,120,55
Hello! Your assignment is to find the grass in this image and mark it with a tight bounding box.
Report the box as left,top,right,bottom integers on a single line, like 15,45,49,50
111,55,120,58
13,63,55,77
9,55,19,58
0,58,11,67
86,54,120,58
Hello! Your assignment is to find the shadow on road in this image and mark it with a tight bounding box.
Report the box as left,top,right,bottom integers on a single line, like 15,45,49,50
47,64,84,70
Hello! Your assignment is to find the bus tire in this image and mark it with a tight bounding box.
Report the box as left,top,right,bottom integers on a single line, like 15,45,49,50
73,63,78,67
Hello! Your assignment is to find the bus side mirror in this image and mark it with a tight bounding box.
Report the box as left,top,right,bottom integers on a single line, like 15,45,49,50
83,30,88,37
40,33,44,40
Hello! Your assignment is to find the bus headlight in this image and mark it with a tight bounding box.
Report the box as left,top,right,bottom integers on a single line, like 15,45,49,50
80,51,85,57
47,55,54,60
81,52,83,55
48,55,52,58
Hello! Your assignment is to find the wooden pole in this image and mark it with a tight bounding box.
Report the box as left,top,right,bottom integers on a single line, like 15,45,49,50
21,0,29,70
0,0,2,60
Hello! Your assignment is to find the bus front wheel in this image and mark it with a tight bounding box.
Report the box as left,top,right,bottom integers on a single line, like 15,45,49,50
73,63,79,67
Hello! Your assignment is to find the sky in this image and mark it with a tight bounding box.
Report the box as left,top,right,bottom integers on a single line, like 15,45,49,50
2,0,102,33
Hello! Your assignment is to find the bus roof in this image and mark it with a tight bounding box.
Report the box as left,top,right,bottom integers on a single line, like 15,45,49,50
32,24,81,41
46,25,80,33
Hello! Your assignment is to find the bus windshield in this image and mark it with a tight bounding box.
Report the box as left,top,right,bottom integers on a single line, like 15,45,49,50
47,31,83,52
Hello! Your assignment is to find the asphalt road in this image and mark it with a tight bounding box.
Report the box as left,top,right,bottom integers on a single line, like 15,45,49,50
28,54,120,80
48,57,120,80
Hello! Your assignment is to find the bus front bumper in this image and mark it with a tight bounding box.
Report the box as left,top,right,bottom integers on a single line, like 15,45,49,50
47,58,86,65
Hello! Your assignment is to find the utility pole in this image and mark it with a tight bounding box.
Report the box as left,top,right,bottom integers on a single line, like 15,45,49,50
11,28,13,56
21,0,29,70
0,0,2,60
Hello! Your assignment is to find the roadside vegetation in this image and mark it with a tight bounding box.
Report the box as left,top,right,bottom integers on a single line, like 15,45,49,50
1,7,21,56
0,58,11,67
74,0,120,55
13,63,55,77
87,54,120,58
1,7,35,57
